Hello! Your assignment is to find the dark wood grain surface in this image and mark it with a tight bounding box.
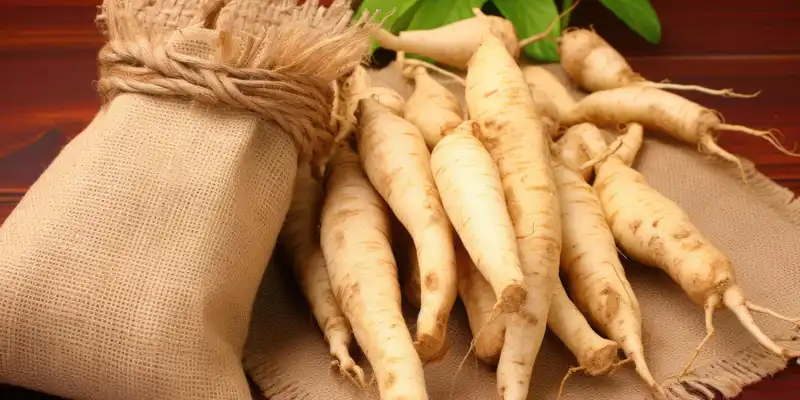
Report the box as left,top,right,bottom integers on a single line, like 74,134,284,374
1,0,798,399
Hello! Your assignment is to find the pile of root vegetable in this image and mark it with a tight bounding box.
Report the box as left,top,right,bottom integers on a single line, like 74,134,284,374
275,8,800,400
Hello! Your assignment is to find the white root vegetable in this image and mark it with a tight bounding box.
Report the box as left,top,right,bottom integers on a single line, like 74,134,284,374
553,155,659,392
372,13,519,70
583,131,800,378
402,64,464,150
278,163,365,387
321,145,427,400
561,86,799,178
522,65,579,125
455,240,507,366
466,33,561,400
554,124,593,180
372,2,578,71
548,281,620,376
333,65,405,145
357,96,458,360
430,120,528,315
559,28,758,98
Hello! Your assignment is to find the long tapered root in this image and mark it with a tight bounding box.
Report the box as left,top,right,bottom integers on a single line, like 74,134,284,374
716,124,800,157
641,81,761,98
723,285,800,359
557,366,586,400
679,294,719,378
746,301,800,329
628,350,660,393
699,134,747,183
495,283,528,313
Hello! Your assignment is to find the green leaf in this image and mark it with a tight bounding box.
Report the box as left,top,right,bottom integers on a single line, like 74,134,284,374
392,0,425,32
354,0,424,53
493,0,561,62
561,0,574,28
406,0,488,31
599,0,661,44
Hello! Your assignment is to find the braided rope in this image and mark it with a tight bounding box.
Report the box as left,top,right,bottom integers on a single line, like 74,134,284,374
95,0,376,160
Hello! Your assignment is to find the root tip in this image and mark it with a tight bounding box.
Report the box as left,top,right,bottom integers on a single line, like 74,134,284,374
415,333,446,362
497,283,528,313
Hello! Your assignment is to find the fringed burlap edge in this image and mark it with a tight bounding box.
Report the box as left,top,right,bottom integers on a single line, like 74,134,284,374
94,0,377,162
663,335,800,400
661,154,800,400
245,351,319,400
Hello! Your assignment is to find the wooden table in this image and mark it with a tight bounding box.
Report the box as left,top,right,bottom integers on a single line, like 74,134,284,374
1,0,798,399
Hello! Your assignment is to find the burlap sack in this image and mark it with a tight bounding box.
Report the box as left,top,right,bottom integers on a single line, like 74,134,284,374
243,63,800,399
0,1,371,399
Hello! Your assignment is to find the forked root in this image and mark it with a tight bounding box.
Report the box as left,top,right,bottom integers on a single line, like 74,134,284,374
325,316,367,388
723,285,800,359
557,365,586,400
716,124,800,157
330,357,367,389
641,81,761,98
678,294,719,378
698,134,747,185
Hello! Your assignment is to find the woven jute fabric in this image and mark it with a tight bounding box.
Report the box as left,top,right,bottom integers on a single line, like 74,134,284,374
0,0,371,399
243,63,800,399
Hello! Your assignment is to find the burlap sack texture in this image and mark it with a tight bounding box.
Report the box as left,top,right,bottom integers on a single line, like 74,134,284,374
0,0,373,399
243,63,800,399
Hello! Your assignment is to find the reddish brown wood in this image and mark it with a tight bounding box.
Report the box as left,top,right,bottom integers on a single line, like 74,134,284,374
0,1,798,399
569,0,800,56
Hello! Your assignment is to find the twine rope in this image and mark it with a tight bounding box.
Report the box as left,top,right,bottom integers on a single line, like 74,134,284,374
97,33,330,158
92,0,375,159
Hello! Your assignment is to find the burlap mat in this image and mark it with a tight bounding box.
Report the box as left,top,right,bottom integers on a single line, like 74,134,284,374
244,63,800,399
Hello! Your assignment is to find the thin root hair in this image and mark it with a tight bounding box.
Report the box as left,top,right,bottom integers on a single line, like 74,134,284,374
697,135,748,186
399,56,466,86
608,356,634,375
746,301,800,329
557,365,586,400
518,0,581,49
642,82,761,99
717,124,800,157
579,136,624,171
678,294,719,378
450,307,503,398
